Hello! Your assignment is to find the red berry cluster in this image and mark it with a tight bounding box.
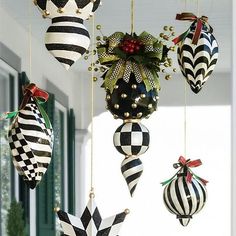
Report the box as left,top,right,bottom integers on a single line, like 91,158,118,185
119,38,143,54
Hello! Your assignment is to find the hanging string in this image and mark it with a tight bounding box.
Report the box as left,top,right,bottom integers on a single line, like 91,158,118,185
184,0,187,11
28,0,32,80
131,0,135,34
197,0,200,16
184,80,187,157
90,14,96,196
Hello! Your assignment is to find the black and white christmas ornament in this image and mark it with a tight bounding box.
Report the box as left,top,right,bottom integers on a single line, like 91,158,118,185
162,156,208,226
106,74,158,120
7,84,53,189
113,121,150,196
34,0,101,70
174,13,219,93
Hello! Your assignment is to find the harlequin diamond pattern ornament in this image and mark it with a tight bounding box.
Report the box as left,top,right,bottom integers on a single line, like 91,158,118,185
162,156,208,226
57,196,129,236
7,84,53,189
34,0,101,70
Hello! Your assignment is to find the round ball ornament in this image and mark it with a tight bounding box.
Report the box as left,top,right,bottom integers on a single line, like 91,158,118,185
106,74,158,120
113,121,150,156
34,0,101,70
162,156,208,226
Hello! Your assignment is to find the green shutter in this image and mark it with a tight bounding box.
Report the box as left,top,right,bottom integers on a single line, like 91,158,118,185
67,109,75,214
36,93,56,236
18,72,30,236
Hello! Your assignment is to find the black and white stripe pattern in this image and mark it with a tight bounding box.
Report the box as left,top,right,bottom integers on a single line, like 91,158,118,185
8,98,53,189
163,175,207,226
57,197,127,236
113,122,150,156
45,16,90,70
177,27,219,93
121,156,143,196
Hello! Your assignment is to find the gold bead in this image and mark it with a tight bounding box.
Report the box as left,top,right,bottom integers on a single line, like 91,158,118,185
88,67,92,71
170,46,175,51
114,104,119,109
159,33,164,38
163,26,168,31
124,112,130,118
93,77,97,82
96,60,100,64
169,26,174,31
54,207,60,212
125,209,130,215
96,25,102,30
96,42,101,47
132,84,137,89
164,63,169,67
86,50,90,54
42,10,50,18
57,7,64,13
114,85,119,89
100,67,105,72
161,69,165,73
148,104,153,109
165,75,172,80
137,112,143,118
103,36,108,41
84,56,88,60
96,36,101,41
76,8,82,14
173,68,177,72
131,103,137,109
94,68,98,72
171,32,176,36
140,94,146,98
106,95,111,100
121,93,127,99
93,50,97,55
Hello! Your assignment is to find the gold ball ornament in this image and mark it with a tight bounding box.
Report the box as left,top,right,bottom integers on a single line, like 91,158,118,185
96,25,102,30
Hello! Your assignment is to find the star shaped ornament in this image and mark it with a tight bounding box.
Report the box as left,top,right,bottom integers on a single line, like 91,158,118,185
56,196,129,236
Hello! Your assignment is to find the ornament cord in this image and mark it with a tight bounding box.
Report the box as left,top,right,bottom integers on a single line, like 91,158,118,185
28,0,32,80
184,0,187,11
131,0,134,34
184,80,187,157
90,14,95,194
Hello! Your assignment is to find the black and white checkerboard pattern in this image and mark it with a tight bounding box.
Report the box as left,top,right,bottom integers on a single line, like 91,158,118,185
113,122,150,156
8,98,53,189
57,197,127,236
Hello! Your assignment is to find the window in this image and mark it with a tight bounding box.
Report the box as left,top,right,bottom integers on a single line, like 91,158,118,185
0,59,18,236
85,105,230,236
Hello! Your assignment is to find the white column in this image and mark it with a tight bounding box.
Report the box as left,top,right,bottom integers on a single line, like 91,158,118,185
75,129,89,216
232,1,236,235
30,190,36,236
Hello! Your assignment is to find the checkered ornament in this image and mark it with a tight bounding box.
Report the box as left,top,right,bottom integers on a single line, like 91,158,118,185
57,197,128,236
113,122,150,156
8,98,53,189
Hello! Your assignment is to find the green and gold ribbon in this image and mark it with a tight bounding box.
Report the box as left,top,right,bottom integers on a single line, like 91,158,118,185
98,31,165,92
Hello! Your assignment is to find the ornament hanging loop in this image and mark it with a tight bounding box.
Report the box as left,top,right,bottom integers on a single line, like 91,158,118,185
131,0,135,35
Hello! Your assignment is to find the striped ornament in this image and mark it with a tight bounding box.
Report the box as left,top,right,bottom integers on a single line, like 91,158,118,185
163,174,207,226
8,98,53,189
177,26,219,93
121,156,143,196
45,16,90,70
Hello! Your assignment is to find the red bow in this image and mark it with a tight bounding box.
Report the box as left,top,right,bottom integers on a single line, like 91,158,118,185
20,83,49,109
177,156,208,185
173,12,211,45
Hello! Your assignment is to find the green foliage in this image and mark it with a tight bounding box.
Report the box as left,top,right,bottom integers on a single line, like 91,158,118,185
6,199,26,236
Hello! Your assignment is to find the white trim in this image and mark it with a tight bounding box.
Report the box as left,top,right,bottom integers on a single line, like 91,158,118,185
0,59,19,200
30,190,36,236
55,100,68,212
